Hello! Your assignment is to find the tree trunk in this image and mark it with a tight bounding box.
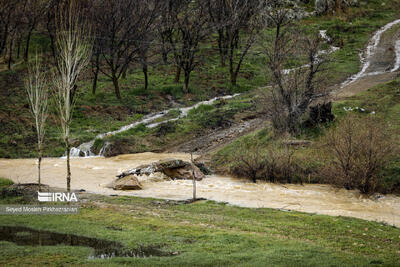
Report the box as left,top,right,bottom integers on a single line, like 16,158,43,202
162,51,168,64
66,139,71,192
143,64,148,90
17,40,21,58
191,153,196,201
174,66,181,83
92,53,100,95
230,68,237,86
183,71,190,93
217,30,226,67
112,75,121,99
38,154,42,191
122,67,127,79
92,69,98,95
24,28,34,62
335,0,342,13
8,37,13,70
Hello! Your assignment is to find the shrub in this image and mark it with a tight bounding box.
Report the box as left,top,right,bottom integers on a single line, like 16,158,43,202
0,178,13,188
321,114,399,194
228,137,304,183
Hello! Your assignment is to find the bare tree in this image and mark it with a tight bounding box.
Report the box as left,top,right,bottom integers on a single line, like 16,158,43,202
93,0,161,99
0,0,18,56
167,0,210,93
25,54,48,191
53,1,92,192
322,114,399,193
21,0,49,62
263,4,329,135
206,0,262,85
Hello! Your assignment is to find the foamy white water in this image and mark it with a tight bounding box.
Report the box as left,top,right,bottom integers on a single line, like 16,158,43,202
341,19,400,87
391,40,400,72
69,94,240,157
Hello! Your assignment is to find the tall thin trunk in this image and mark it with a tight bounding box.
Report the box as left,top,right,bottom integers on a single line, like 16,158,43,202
66,139,71,192
143,64,148,90
17,40,21,58
217,30,226,67
191,153,196,201
112,75,121,99
38,152,42,191
8,36,13,70
183,70,190,93
230,70,237,86
24,28,34,62
174,66,181,83
92,69,99,95
162,51,168,64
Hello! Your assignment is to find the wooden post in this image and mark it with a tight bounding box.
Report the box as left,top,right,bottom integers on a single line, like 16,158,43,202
191,152,196,201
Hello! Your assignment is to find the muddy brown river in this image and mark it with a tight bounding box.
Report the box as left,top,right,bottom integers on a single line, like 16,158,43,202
0,153,399,227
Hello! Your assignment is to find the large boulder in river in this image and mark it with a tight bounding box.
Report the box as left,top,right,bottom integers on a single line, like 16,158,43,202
163,164,205,181
107,175,142,190
117,158,205,181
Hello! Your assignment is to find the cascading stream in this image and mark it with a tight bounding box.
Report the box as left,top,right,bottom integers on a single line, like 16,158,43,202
68,29,339,158
68,94,240,157
69,19,400,157
341,19,400,87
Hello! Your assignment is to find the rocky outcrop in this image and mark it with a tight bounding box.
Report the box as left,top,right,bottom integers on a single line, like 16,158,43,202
106,175,142,190
117,159,205,181
315,0,358,15
304,102,335,128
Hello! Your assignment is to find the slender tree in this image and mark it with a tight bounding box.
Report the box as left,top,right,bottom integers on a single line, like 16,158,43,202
206,0,262,85
0,0,18,56
22,0,49,62
264,27,329,134
25,54,48,191
93,0,161,99
53,1,92,191
167,0,210,93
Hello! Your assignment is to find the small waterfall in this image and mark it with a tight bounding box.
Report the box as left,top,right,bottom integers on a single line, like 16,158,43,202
391,40,400,72
67,94,240,157
341,19,400,87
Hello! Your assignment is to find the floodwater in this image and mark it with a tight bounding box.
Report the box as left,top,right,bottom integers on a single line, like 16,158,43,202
0,225,173,258
0,153,399,227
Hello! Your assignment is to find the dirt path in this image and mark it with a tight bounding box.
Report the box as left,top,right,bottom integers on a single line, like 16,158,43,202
168,118,268,154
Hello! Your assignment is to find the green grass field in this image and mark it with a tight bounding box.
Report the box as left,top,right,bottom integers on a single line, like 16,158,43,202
0,178,399,266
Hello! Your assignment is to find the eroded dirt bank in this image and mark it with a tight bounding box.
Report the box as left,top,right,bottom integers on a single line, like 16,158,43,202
0,153,399,227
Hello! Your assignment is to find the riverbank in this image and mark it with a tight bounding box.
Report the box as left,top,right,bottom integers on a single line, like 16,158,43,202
1,182,400,266
1,153,399,228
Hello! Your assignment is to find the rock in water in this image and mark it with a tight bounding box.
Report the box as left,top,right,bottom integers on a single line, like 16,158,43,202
107,175,142,190
163,164,205,181
117,158,205,181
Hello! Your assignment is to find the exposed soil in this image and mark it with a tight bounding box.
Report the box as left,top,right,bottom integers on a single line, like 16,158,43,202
167,118,268,154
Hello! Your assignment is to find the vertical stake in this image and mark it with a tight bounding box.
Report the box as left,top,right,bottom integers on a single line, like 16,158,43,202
191,152,196,201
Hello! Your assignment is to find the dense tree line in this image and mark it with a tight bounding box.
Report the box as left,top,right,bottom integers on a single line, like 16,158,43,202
0,0,268,99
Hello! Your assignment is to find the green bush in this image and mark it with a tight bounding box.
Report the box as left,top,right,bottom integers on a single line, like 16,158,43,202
0,178,13,188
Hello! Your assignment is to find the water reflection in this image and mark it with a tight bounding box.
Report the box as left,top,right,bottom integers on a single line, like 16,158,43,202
0,225,173,259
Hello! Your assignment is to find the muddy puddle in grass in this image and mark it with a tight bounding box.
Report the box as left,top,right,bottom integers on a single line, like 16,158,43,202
0,225,175,259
